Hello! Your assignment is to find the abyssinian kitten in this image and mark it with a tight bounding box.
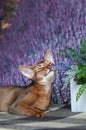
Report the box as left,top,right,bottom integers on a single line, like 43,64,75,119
0,49,55,117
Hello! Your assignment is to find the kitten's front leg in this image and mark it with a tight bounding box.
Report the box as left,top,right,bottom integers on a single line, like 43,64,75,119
8,102,46,117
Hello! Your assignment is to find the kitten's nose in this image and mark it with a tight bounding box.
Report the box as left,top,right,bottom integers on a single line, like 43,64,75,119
54,69,56,73
51,69,56,74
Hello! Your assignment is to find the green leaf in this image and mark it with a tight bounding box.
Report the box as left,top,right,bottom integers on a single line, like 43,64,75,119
76,84,86,101
62,65,78,90
65,65,78,79
76,66,86,84
66,46,80,63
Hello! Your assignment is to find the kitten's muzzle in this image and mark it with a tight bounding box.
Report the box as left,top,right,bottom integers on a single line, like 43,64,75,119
47,69,56,75
51,69,56,73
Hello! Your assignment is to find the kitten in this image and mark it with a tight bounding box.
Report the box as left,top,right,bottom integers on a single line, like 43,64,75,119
0,49,55,117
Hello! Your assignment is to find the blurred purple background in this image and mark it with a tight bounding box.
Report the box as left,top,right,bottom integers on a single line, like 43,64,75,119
0,0,86,104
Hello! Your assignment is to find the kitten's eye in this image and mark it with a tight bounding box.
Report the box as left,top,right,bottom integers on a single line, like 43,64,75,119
38,64,44,68
39,64,42,67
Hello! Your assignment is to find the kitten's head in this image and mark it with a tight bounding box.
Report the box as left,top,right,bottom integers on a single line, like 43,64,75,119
19,49,55,85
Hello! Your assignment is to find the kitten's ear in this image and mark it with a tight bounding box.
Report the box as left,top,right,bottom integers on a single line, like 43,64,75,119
44,49,55,65
18,65,34,79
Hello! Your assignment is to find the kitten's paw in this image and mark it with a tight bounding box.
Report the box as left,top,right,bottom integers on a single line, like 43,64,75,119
36,112,46,118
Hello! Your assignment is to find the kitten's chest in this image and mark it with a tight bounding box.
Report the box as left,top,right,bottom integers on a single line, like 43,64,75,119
34,93,51,110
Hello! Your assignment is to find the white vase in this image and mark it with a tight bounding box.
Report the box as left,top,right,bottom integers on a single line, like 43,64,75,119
70,78,86,112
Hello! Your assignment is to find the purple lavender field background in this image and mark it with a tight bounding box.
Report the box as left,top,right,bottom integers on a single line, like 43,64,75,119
0,0,86,104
